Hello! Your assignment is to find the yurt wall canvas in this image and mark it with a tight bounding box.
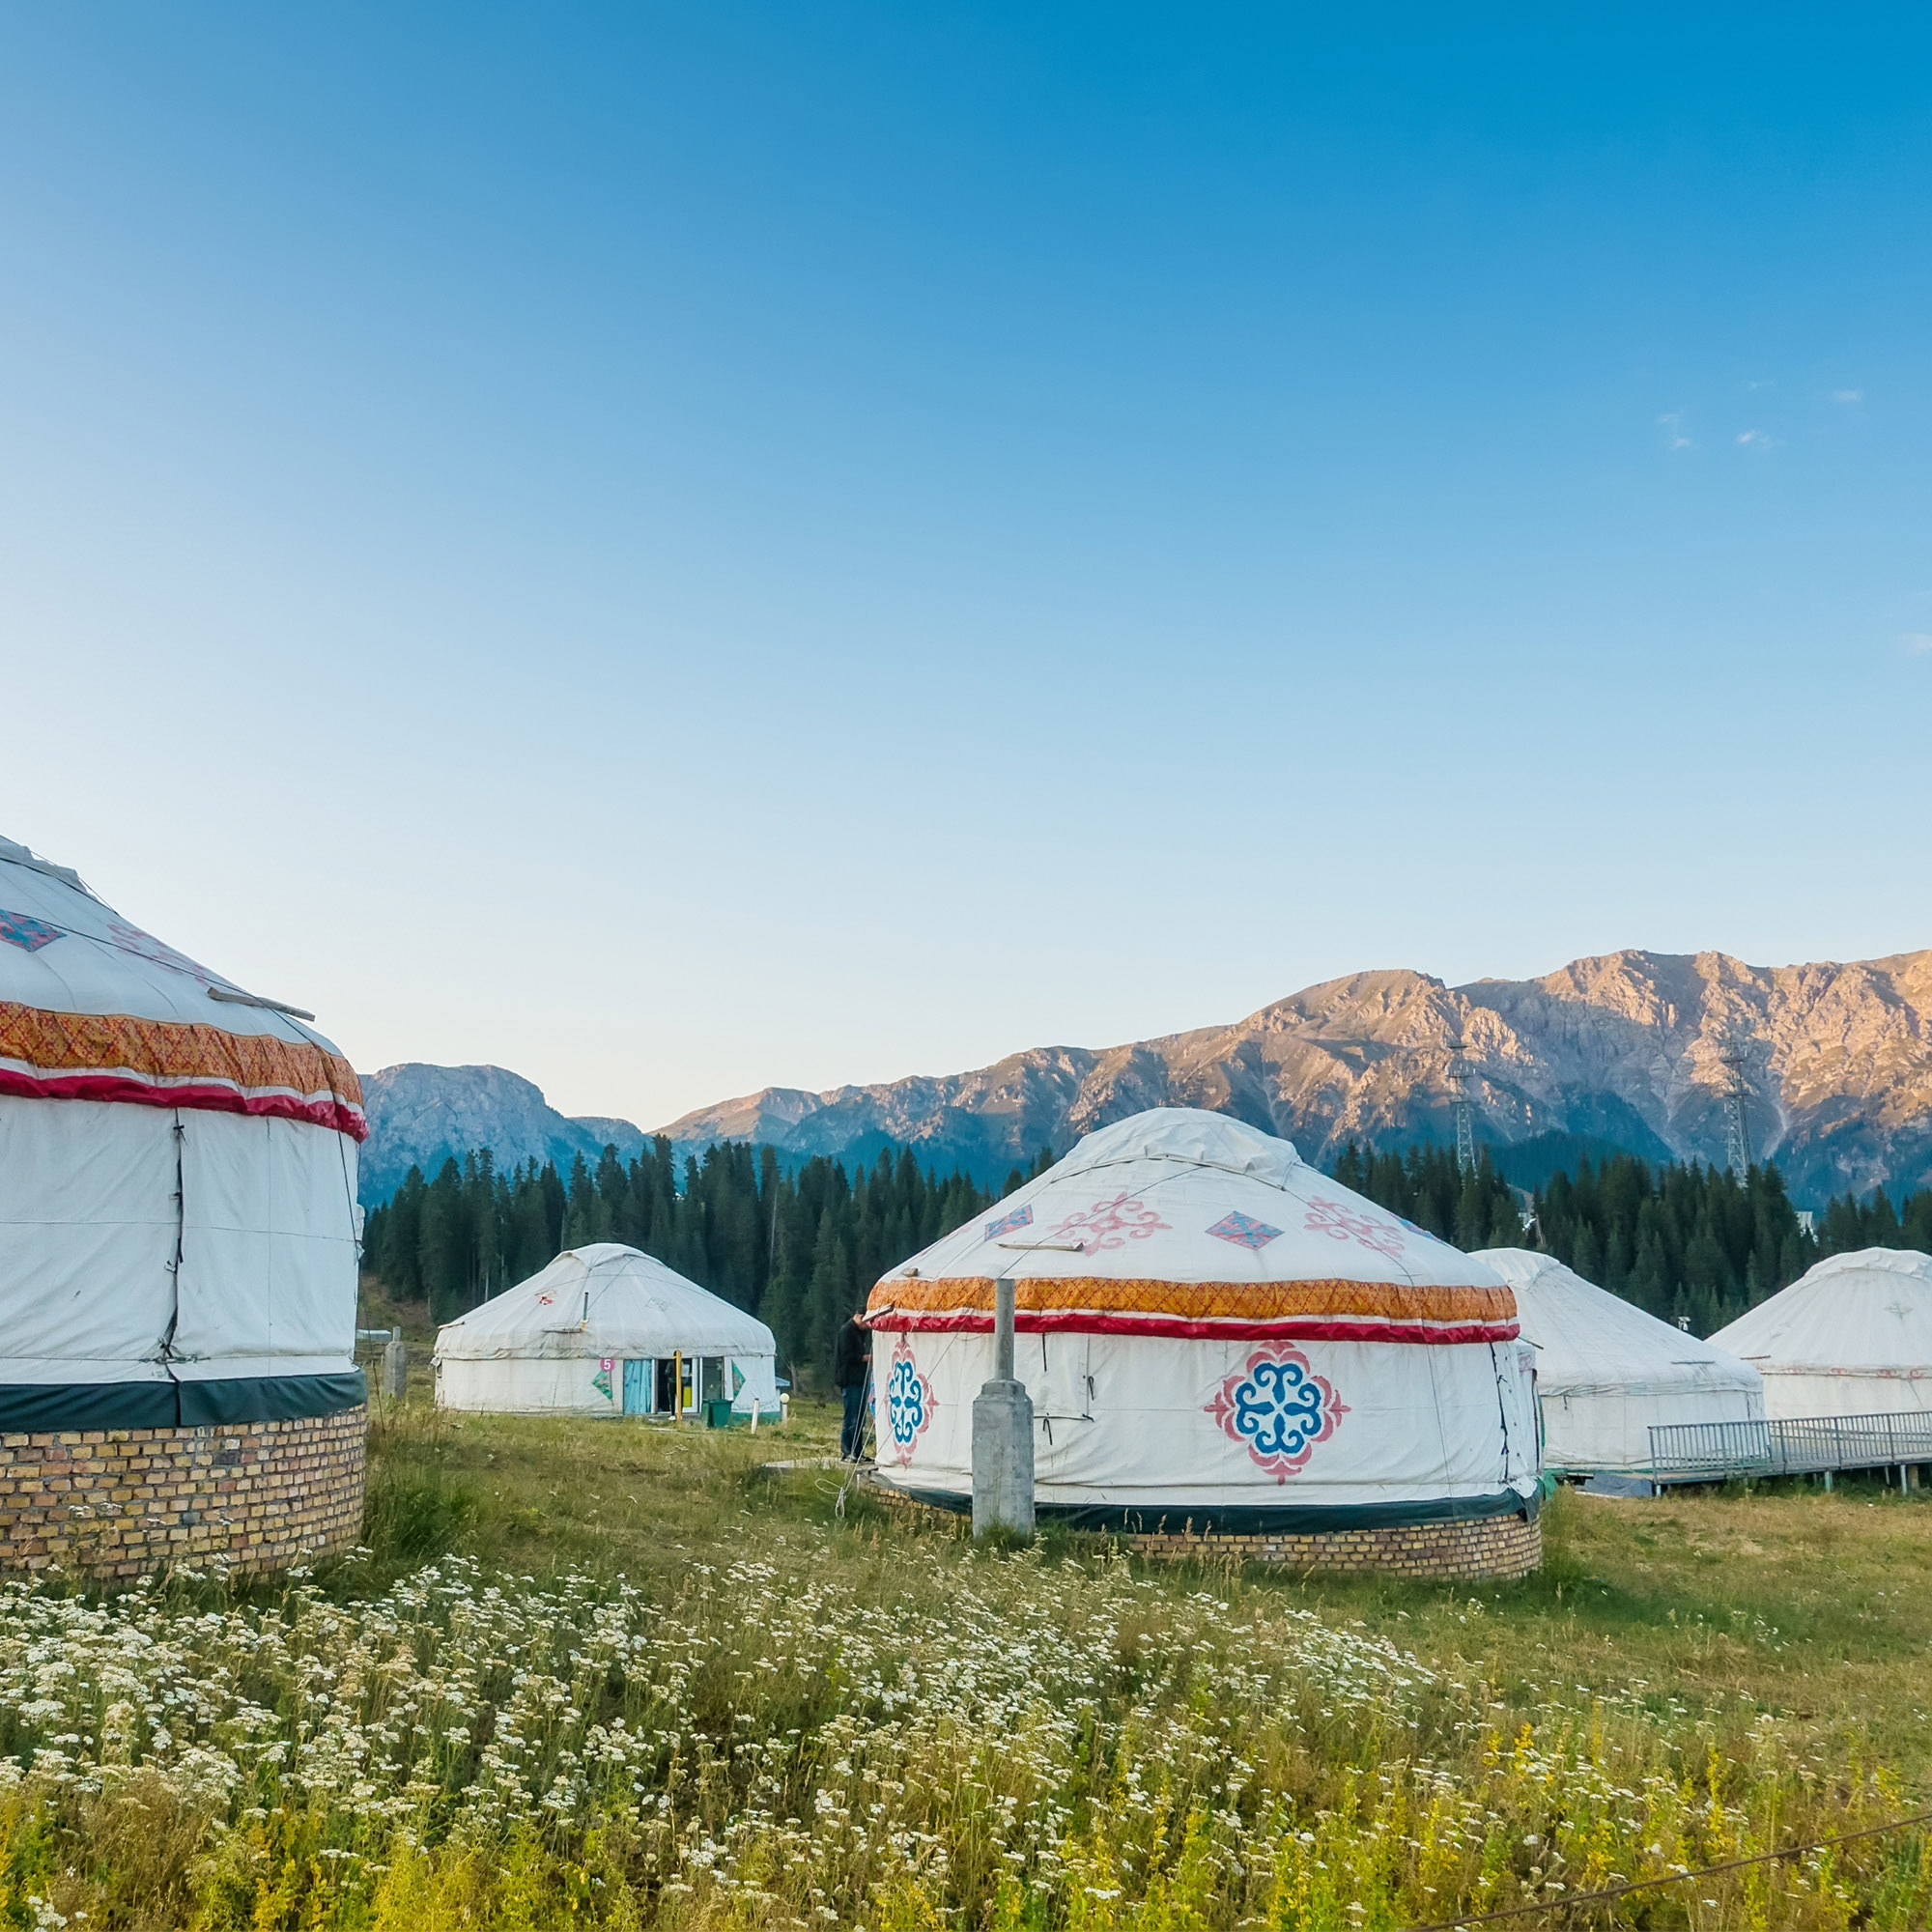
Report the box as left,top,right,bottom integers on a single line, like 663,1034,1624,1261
0,1095,180,1387
435,1349,781,1419
867,1110,1539,1541
874,1325,1538,1518
434,1243,780,1420
1473,1248,1764,1474
176,1113,365,1388
1708,1248,1932,1419
0,1100,361,1397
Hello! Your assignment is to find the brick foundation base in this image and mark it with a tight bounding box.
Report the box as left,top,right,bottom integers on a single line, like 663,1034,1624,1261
1126,1508,1542,1580
0,1406,366,1578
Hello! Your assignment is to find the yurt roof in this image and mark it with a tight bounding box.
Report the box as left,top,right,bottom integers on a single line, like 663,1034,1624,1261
434,1244,776,1361
1708,1247,1932,1373
0,835,364,1139
1472,1248,1762,1397
867,1108,1516,1344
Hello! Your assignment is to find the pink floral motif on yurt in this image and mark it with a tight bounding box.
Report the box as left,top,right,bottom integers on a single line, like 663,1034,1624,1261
884,1335,937,1464
1046,1194,1169,1251
1302,1195,1406,1259
1206,1348,1349,1481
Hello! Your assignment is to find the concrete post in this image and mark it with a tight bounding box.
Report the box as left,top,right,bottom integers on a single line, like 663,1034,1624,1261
972,1278,1035,1540
383,1331,408,1401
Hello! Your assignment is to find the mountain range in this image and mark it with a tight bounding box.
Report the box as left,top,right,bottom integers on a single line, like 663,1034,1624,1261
356,1063,647,1207
360,948,1932,1208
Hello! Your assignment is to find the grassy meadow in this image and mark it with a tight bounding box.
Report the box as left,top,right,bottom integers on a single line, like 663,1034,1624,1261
0,1358,1930,1929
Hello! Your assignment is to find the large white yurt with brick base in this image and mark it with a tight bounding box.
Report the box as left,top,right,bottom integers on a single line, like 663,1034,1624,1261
866,1109,1541,1576
0,835,367,1574
1709,1248,1932,1419
1473,1248,1764,1473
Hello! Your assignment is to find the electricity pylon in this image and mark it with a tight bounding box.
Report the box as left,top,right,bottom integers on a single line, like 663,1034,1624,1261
1718,1027,1754,1179
1447,1033,1478,1176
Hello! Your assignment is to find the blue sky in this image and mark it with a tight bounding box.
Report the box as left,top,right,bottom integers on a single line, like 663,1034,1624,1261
2,6,1928,1126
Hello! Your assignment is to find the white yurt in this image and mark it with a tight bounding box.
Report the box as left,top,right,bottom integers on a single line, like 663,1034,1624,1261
0,835,366,1429
434,1243,781,1420
1708,1248,1932,1419
1473,1249,1764,1474
866,1110,1541,1571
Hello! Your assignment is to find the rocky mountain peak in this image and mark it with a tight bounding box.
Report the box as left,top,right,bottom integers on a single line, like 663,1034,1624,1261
651,946,1932,1202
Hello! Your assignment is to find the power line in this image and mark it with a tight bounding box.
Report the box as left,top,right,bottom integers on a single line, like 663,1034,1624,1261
1402,1804,1932,1932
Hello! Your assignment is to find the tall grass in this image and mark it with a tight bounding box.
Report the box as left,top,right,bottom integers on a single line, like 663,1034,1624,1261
0,1401,1923,1927
0,1527,1919,1928
360,1468,479,1571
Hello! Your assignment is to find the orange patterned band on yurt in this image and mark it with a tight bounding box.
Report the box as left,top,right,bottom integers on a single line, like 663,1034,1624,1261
0,1001,367,1140
865,1274,1519,1345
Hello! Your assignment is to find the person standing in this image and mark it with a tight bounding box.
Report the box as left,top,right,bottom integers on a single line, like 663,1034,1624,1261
834,1307,873,1461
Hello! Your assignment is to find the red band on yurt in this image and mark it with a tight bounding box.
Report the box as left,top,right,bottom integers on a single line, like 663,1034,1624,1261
0,1001,367,1140
866,1274,1519,1344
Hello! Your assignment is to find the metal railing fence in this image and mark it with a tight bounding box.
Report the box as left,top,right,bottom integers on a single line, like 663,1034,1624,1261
1648,1410,1932,1483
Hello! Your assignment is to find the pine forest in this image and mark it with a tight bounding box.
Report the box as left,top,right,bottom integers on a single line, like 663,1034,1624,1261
363,1131,1932,1387
364,1139,1052,1389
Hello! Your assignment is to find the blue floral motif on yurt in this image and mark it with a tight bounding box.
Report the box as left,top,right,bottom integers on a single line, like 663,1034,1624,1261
1206,1348,1348,1481
985,1204,1033,1240
885,1335,937,1463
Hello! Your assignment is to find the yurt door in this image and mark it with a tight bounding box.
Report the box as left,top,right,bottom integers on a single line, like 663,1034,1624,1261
622,1360,649,1415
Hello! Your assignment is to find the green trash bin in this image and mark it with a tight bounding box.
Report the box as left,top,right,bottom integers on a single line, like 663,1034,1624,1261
703,1398,739,1430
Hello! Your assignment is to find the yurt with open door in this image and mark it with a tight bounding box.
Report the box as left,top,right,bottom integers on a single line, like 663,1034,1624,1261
1708,1248,1932,1418
1472,1248,1764,1474
0,834,367,1577
434,1243,781,1421
866,1109,1542,1578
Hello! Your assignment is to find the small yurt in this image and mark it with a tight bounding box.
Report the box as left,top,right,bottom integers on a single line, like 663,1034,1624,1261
1708,1248,1932,1418
1473,1249,1764,1474
866,1109,1541,1577
434,1243,781,1420
0,835,367,1575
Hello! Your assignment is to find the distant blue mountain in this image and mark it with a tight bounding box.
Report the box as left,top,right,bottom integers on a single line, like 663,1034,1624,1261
356,1063,644,1207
